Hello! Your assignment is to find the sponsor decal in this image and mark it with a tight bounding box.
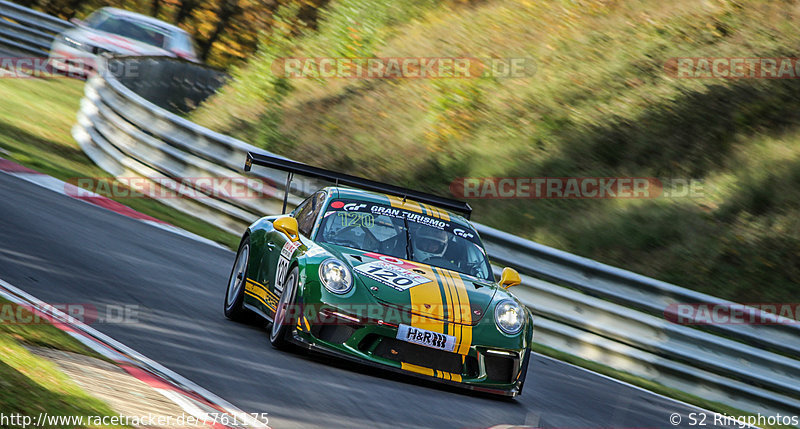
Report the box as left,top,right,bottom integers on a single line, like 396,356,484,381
453,228,474,239
397,323,456,352
370,205,402,217
354,260,432,291
337,212,374,228
343,203,367,211
304,245,329,257
274,240,301,292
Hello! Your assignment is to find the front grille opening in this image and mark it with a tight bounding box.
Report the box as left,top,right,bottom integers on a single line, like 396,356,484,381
357,333,380,353
373,337,463,374
464,355,479,378
483,353,517,384
312,324,356,344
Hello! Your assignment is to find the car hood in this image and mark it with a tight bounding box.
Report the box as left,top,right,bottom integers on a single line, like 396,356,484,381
319,244,497,325
62,27,171,56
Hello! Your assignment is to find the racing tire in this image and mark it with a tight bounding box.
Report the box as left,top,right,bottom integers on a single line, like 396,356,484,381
224,237,252,322
269,265,299,350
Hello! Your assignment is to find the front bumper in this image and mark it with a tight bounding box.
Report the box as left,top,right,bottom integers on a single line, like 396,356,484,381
48,42,98,76
286,306,529,396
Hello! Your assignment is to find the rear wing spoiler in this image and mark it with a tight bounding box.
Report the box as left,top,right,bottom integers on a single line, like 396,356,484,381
244,151,472,219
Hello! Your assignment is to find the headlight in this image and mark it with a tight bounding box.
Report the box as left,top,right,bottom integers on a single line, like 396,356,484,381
319,258,353,294
494,299,524,335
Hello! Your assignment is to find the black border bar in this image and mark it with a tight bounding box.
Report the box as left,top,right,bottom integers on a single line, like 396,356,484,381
245,151,472,218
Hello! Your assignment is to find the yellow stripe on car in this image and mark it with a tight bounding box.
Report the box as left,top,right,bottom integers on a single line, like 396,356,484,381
385,194,423,214
408,266,445,333
437,268,473,355
244,290,275,311
245,279,278,310
421,203,451,221
401,362,434,376
404,264,473,356
416,367,462,382
438,268,462,350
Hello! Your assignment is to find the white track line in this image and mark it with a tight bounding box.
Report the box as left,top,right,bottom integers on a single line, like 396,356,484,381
0,277,268,428
0,159,226,250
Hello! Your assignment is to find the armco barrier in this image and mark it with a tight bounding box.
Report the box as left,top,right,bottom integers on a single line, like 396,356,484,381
477,223,800,357
0,0,72,55
71,55,800,421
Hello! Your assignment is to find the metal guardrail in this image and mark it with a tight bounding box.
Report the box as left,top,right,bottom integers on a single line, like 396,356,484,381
0,1,72,55
503,268,800,416
71,56,800,421
74,56,321,235
477,223,800,357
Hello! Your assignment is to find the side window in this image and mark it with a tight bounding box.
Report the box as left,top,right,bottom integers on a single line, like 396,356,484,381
295,192,326,237
292,197,314,232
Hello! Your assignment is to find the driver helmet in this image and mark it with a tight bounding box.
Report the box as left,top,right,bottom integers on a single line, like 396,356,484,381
413,226,449,261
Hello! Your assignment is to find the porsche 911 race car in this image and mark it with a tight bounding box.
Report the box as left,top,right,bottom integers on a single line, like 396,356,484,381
224,152,533,396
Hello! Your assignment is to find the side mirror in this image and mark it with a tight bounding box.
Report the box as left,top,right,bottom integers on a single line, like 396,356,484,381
499,267,521,289
70,17,84,26
274,217,300,242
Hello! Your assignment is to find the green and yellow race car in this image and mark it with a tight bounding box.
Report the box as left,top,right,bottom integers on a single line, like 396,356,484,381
224,152,533,396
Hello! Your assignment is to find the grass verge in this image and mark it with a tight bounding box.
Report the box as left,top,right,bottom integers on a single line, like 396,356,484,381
0,299,120,419
0,77,239,249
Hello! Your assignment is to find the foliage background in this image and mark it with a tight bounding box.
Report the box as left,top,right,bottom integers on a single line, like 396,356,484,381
192,0,800,304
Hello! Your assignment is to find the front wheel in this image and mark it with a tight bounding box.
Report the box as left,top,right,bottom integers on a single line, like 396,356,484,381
224,237,251,321
269,265,299,350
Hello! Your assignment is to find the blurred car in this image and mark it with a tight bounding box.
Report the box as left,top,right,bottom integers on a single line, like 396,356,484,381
48,7,198,75
224,152,534,397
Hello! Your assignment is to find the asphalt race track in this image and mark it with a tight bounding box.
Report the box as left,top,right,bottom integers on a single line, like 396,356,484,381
0,171,739,429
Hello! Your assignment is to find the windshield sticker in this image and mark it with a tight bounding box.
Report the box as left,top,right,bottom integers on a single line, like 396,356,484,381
453,228,475,239
338,212,375,228
327,200,482,245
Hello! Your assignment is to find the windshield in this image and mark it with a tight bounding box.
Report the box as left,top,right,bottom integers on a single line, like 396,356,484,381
94,16,170,48
316,200,492,280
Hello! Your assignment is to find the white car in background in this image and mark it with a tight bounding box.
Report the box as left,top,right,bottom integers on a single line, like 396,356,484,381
49,7,198,75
